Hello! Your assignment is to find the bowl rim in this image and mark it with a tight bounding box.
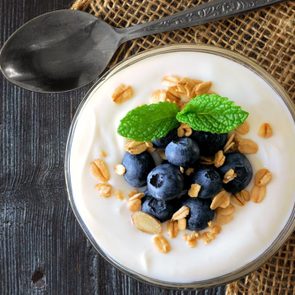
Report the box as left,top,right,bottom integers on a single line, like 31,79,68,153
65,44,295,289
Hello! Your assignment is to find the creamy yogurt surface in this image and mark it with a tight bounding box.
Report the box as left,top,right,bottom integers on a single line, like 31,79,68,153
69,50,295,283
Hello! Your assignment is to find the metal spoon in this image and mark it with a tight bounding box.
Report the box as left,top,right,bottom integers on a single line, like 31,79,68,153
0,0,284,93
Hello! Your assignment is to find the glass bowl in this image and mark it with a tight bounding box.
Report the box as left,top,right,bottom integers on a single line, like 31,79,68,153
65,44,295,289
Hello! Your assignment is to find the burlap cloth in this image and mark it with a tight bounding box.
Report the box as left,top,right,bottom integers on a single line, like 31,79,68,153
71,0,295,293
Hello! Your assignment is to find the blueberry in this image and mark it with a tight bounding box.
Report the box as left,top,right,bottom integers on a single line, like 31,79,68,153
182,198,215,231
191,131,227,156
122,152,155,187
152,128,178,148
147,163,184,200
141,194,179,222
165,138,200,167
190,167,223,199
218,152,253,194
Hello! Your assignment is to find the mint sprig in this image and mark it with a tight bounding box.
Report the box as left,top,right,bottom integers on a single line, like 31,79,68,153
117,94,248,141
118,102,179,141
176,94,249,133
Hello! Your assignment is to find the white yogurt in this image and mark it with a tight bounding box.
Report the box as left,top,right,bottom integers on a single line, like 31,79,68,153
69,51,295,283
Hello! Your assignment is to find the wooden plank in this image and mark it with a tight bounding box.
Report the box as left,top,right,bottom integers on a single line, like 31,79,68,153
0,0,225,294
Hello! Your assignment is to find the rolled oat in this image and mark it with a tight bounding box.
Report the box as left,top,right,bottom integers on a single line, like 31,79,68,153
91,159,110,182
177,218,187,231
124,140,149,155
153,235,171,253
132,211,162,234
129,192,144,201
235,121,250,135
254,168,272,187
112,84,134,104
96,183,112,198
223,169,237,183
114,164,126,176
114,190,125,201
151,89,167,103
216,204,235,216
172,206,190,220
233,190,250,206
167,220,178,238
250,185,266,203
214,150,226,168
258,123,273,138
237,138,258,154
188,183,201,198
193,81,212,96
177,123,192,137
128,198,141,212
210,190,231,209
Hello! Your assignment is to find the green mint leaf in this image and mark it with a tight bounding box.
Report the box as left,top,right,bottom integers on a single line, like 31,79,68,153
118,102,180,141
176,94,249,133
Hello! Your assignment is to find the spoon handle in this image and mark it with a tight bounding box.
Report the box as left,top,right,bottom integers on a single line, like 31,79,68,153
119,0,285,42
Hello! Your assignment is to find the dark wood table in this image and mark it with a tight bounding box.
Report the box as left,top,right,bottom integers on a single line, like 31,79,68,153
0,0,225,294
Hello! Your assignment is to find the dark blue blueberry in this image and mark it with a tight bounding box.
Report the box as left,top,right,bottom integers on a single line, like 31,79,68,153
122,152,155,187
141,194,179,222
218,152,253,194
147,163,184,201
182,198,215,231
152,128,178,148
191,131,227,156
165,138,200,167
191,167,223,199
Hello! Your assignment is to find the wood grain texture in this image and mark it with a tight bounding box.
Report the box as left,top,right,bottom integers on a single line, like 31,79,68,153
0,0,225,294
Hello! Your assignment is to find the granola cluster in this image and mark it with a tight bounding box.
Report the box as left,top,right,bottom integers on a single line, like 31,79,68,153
152,76,213,108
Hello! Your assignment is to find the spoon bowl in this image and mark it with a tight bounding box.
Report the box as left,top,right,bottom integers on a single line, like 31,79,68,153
0,10,121,92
